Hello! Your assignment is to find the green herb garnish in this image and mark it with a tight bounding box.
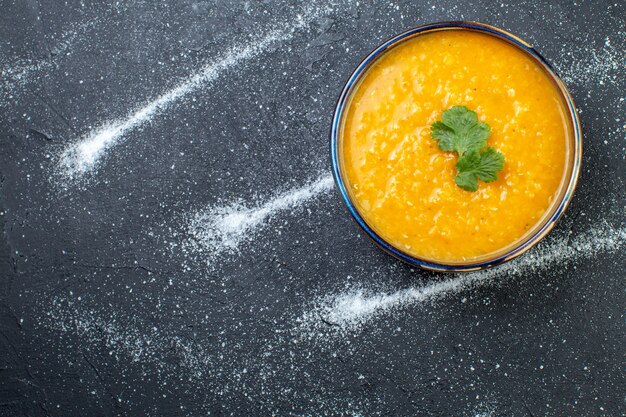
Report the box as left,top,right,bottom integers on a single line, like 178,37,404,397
454,147,505,191
430,106,504,192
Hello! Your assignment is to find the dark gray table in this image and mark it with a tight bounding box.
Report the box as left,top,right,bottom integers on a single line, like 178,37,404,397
1,0,624,415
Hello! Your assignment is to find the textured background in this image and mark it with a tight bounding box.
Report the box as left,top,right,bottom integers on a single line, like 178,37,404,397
0,0,624,415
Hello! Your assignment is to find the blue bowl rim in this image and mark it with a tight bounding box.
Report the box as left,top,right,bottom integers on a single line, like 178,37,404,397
329,21,583,273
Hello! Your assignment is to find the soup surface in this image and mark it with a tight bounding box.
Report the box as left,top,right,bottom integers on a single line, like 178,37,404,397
341,30,570,262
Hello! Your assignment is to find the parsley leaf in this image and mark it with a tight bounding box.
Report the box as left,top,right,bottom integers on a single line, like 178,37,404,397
430,106,505,192
431,106,491,156
454,148,505,192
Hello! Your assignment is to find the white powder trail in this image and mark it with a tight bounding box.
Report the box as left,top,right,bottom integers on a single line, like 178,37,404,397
298,223,625,334
57,4,333,183
185,174,334,265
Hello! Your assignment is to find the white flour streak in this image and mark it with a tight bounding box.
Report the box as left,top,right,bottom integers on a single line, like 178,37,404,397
57,5,331,183
185,174,334,265
298,223,625,335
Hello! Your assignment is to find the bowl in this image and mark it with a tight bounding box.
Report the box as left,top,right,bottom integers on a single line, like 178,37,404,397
330,21,582,272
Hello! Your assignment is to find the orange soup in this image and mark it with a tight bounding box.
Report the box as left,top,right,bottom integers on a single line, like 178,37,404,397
340,30,570,262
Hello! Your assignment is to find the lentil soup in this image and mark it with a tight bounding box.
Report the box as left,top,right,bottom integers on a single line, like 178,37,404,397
339,29,572,263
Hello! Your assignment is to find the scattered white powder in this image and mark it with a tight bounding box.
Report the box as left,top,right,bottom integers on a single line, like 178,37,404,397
297,223,625,335
185,174,334,265
38,221,623,412
471,403,497,417
557,34,625,88
57,4,333,183
41,293,366,414
0,21,95,107
44,297,213,380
